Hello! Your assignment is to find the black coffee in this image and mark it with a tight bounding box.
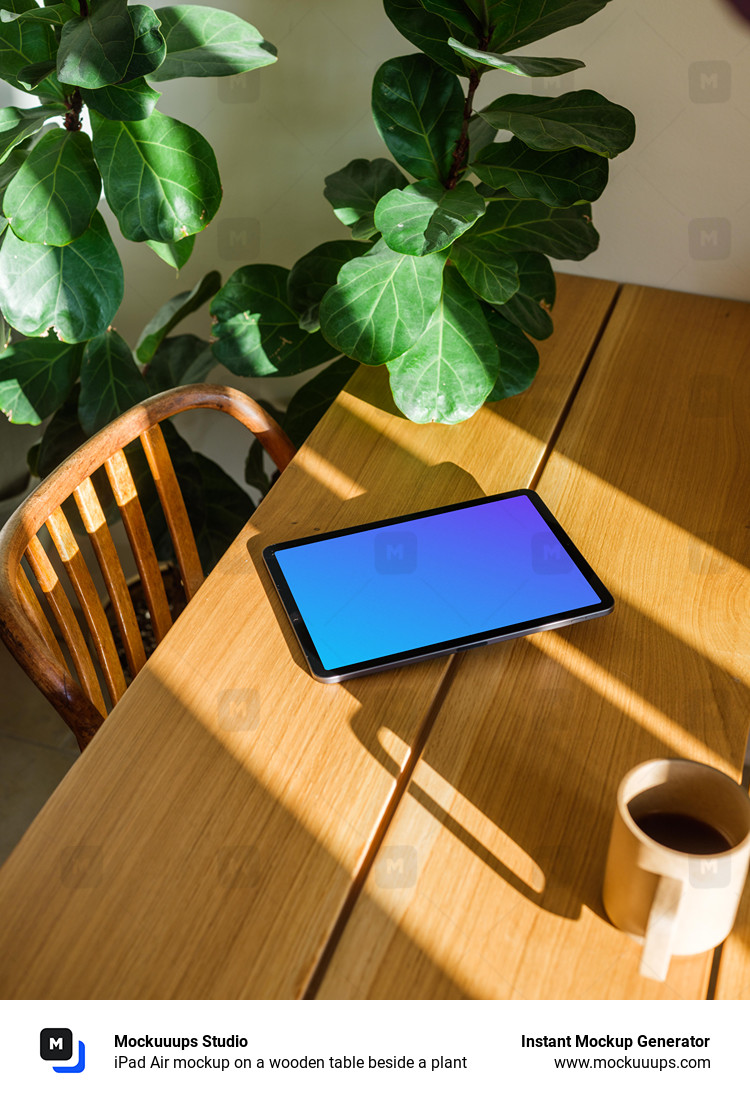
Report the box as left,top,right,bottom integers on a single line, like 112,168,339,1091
631,810,733,855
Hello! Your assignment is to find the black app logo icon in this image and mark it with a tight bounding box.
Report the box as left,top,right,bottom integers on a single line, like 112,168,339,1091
40,1028,73,1062
40,1028,86,1073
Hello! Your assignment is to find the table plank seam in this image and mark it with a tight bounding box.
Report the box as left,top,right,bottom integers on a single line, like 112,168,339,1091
0,275,655,1001
305,282,625,999
302,653,463,998
529,282,624,493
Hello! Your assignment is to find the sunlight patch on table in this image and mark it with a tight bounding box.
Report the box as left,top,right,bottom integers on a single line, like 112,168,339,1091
359,785,536,999
290,444,366,499
410,757,546,895
338,386,542,472
529,630,730,772
541,453,749,684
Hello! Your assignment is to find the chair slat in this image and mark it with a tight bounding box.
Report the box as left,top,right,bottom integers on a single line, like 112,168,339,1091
104,449,173,644
140,424,204,600
45,506,128,707
0,385,294,749
73,477,147,680
16,567,66,667
25,536,107,718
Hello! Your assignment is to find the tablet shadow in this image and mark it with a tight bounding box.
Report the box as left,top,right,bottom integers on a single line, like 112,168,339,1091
242,458,485,677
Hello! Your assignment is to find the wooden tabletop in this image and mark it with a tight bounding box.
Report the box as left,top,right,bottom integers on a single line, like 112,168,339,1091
0,274,747,1000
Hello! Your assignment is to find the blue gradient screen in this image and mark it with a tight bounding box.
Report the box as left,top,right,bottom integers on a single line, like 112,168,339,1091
273,494,599,671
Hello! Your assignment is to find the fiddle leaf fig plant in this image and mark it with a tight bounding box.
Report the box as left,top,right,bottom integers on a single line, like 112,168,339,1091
0,1,276,565
212,0,635,425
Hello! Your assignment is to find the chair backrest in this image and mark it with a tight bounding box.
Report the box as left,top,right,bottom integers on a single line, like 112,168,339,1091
0,383,295,751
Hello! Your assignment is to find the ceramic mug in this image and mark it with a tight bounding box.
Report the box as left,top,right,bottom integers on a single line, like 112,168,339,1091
602,758,750,981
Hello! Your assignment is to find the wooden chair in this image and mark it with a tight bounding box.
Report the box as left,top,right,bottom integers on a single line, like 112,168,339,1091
0,383,295,752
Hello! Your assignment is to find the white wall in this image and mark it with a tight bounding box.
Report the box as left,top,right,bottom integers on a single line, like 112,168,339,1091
116,0,750,353
4,1,749,490
9,0,750,351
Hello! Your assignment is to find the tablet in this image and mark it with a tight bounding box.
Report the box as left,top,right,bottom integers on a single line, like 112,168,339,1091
263,489,614,683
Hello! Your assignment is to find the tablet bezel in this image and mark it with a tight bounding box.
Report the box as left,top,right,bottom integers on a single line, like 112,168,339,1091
262,489,614,683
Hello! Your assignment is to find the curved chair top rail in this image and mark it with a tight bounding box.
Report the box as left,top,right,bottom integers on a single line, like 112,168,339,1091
0,383,295,566
0,383,295,749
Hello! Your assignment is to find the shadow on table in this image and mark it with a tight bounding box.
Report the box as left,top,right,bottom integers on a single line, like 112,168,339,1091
6,287,747,999
492,285,750,571
243,450,486,682
342,586,747,932
221,352,747,998
0,664,474,1000
237,386,747,995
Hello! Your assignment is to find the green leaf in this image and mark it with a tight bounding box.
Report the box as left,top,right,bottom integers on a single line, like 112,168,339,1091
287,240,370,333
82,76,160,121
35,73,67,105
282,356,358,448
383,0,470,77
3,128,101,245
387,268,498,424
0,4,57,90
180,448,253,571
143,334,215,394
461,197,599,260
0,104,59,165
472,138,609,207
123,4,166,79
211,265,333,377
145,233,194,269
135,269,221,363
483,305,540,401
244,436,270,496
0,141,29,200
452,230,519,304
0,333,81,424
319,238,447,364
0,2,40,14
151,5,276,81
17,56,56,87
0,211,124,342
468,114,497,160
0,5,75,26
91,109,222,243
323,157,408,242
372,54,464,182
485,0,612,53
419,1,480,35
28,382,86,477
480,90,636,158
57,0,135,89
448,39,584,77
78,328,149,434
375,179,484,256
244,396,284,495
475,182,502,200
495,252,555,339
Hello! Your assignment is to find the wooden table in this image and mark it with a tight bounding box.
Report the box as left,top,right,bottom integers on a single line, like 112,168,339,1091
0,274,747,1000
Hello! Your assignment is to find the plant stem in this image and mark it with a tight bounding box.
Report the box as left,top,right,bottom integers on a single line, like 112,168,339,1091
63,89,83,131
78,0,89,15
445,68,481,189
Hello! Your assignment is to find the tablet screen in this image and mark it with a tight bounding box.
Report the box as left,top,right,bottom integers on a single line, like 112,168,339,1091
266,491,611,678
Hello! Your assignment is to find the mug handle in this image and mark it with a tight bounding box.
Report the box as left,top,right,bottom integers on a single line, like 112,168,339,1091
640,875,684,981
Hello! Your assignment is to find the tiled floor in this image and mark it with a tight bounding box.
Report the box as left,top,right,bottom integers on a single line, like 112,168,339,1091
0,642,78,865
